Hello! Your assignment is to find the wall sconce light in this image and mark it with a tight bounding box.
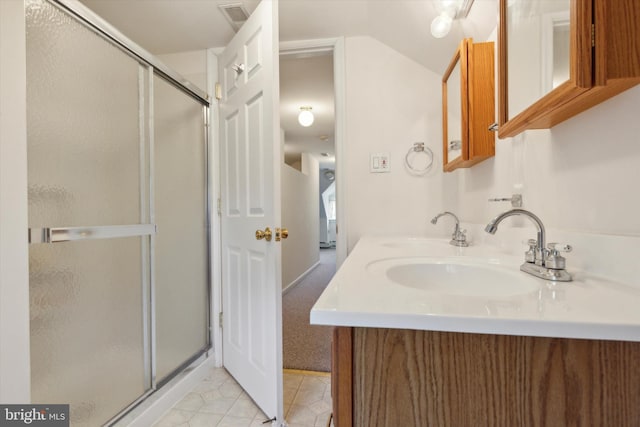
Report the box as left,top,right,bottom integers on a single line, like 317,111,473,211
298,106,314,127
430,0,475,39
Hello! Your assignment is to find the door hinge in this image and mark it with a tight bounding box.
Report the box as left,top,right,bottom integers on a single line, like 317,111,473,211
217,198,222,217
591,23,595,48
219,312,223,328
215,82,222,101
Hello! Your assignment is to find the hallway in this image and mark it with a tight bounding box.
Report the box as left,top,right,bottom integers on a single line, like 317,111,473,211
283,248,336,372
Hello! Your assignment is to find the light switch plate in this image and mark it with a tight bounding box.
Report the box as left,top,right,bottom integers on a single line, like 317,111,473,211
370,152,390,173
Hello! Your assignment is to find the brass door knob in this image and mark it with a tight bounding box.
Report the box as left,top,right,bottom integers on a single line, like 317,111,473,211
255,227,272,241
275,227,289,242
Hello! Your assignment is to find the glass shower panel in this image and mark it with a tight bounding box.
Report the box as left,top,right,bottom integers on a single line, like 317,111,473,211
26,0,145,228
26,0,149,425
29,239,147,426
154,77,209,382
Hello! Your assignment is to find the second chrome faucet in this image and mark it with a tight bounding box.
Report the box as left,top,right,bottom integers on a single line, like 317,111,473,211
431,211,468,247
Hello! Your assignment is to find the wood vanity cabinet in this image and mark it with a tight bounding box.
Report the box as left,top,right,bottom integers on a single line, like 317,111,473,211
442,38,495,172
498,0,640,138
331,327,640,427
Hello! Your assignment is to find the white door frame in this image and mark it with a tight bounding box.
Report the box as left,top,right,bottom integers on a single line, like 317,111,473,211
206,48,224,367
279,37,347,268
208,36,347,366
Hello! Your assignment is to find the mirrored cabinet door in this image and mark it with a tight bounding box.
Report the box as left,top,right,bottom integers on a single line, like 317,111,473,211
498,0,640,139
442,38,495,172
506,0,574,119
444,47,464,165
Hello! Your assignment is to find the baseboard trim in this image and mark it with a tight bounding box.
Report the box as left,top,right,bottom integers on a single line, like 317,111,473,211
282,261,321,295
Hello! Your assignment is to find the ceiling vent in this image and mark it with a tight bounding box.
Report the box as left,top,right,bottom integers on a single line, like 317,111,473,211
218,3,250,32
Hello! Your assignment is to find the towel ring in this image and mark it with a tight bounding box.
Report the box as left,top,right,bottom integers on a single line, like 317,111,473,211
405,142,434,176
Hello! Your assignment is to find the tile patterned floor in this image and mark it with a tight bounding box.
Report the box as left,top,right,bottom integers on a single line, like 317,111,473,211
153,368,332,427
283,370,332,427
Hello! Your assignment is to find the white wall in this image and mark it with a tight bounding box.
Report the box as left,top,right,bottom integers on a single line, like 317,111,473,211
281,154,320,289
344,36,451,251
157,50,208,93
343,34,640,255
0,0,31,402
452,85,640,236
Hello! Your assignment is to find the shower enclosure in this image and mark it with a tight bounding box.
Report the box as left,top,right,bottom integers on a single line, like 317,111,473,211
26,0,211,424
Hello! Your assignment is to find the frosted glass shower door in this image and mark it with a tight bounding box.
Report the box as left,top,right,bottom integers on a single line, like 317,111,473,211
27,1,151,425
154,77,209,383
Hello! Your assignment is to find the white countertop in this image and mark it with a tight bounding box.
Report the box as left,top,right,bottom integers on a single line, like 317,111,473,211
310,236,640,342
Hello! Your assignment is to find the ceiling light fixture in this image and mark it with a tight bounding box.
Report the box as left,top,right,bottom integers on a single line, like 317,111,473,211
430,0,475,39
298,106,314,127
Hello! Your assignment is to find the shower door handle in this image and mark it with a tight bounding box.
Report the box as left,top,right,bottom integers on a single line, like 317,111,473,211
28,224,156,244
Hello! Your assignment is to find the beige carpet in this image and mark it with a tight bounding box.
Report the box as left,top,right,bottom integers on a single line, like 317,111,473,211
283,248,336,372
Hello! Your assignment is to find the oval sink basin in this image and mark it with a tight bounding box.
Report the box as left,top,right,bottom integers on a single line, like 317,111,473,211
369,258,540,297
381,238,449,249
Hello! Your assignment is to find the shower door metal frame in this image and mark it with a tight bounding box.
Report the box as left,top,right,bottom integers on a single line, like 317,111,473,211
51,0,209,105
28,0,213,423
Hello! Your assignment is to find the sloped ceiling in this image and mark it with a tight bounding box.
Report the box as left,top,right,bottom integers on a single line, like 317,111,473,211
80,0,498,76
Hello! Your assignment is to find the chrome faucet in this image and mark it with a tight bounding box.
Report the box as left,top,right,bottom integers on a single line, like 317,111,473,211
485,208,572,281
431,211,468,247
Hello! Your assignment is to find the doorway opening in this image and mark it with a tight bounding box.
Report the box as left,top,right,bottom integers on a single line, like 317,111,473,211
280,48,336,371
279,39,342,427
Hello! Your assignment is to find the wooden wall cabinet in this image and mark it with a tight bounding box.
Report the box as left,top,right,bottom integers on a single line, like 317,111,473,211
498,0,640,139
442,38,495,172
332,326,640,427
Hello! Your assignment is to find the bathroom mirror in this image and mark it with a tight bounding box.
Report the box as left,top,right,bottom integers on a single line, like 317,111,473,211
498,0,640,138
446,54,463,164
505,0,571,119
541,12,570,94
497,0,595,138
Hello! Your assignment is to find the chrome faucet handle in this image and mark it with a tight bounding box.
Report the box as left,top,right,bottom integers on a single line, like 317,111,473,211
451,228,468,247
547,243,572,253
545,242,572,270
453,228,467,240
524,239,537,263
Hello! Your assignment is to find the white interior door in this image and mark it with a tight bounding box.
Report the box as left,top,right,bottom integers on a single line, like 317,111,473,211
219,0,283,423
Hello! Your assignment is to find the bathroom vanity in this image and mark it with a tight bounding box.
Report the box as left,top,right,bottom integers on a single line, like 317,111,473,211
311,237,640,427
